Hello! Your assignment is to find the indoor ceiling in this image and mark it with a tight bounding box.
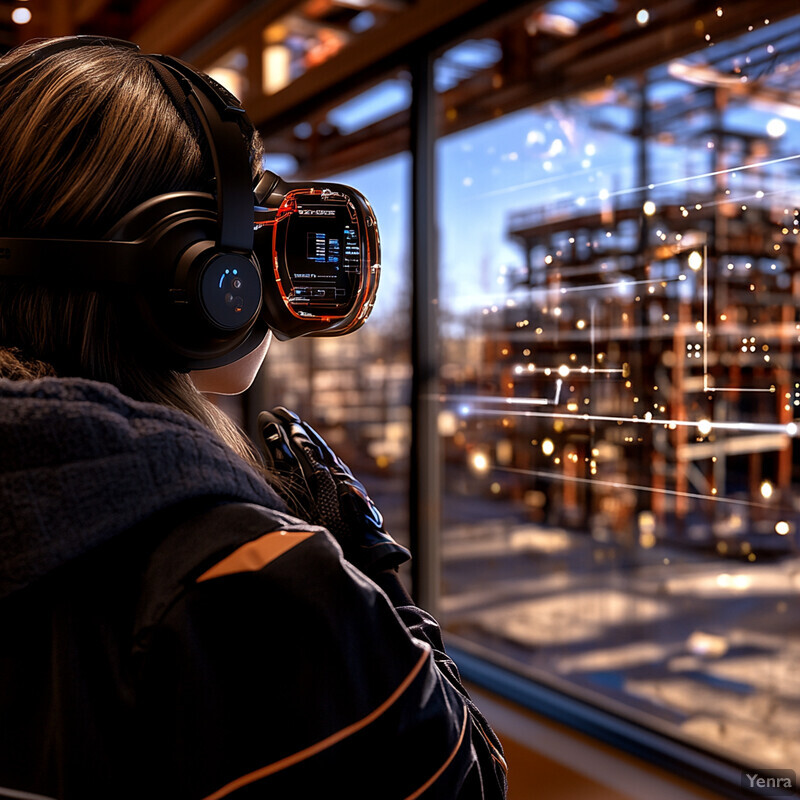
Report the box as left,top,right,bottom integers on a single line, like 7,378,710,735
2,0,800,177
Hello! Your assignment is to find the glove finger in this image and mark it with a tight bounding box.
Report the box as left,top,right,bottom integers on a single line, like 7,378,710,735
298,421,355,480
258,411,297,471
270,406,302,425
268,407,331,470
258,411,319,501
283,421,331,474
271,407,353,479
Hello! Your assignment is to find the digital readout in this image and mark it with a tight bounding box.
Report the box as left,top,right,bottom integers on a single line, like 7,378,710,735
307,232,341,264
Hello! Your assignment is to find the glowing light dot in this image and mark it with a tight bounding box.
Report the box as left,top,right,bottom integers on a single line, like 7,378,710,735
11,6,31,23
688,250,703,270
767,118,787,138
775,521,790,536
558,365,570,378
636,9,650,26
642,200,656,216
697,419,712,435
471,453,489,472
541,438,555,457
760,480,774,500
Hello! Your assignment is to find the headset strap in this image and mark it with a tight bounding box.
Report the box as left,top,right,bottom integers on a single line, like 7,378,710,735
0,238,141,286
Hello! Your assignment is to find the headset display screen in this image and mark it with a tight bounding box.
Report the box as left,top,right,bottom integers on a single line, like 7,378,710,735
274,197,364,313
254,176,380,339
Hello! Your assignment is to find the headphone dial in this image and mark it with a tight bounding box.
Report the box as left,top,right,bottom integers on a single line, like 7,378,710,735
198,253,261,331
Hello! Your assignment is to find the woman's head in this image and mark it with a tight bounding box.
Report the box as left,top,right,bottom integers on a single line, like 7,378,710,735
0,38,266,460
0,40,213,237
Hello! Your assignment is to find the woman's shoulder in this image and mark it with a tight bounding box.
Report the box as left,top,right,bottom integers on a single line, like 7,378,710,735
135,501,335,630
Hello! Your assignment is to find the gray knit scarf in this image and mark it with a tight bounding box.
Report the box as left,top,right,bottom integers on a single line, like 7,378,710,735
0,377,282,599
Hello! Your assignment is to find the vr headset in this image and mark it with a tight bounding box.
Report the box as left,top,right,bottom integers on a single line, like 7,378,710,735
0,36,380,370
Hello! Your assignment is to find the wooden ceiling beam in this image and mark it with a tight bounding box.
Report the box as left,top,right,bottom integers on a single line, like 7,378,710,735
130,0,252,56
74,0,113,26
183,0,304,65
188,0,535,132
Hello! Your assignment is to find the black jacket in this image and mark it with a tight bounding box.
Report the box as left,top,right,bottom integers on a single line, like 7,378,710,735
0,378,507,799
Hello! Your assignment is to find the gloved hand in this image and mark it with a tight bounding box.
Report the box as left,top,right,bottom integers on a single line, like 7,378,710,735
257,406,411,575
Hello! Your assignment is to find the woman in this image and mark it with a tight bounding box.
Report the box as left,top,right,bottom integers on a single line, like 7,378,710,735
0,36,507,799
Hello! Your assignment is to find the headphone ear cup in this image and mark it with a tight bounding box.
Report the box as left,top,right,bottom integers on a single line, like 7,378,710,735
195,251,262,332
107,192,263,369
155,240,263,366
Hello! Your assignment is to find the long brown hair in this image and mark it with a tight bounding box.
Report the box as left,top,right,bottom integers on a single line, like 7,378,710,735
0,38,264,465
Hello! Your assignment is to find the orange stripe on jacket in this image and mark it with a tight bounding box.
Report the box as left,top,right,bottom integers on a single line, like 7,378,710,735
404,706,468,800
196,530,316,583
201,645,432,800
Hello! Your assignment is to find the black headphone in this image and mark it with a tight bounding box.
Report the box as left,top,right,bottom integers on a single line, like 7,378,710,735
0,36,381,370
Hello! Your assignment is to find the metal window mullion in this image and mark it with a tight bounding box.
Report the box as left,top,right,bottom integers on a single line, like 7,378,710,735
410,47,441,615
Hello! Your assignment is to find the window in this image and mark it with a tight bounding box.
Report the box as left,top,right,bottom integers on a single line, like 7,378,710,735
436,8,800,770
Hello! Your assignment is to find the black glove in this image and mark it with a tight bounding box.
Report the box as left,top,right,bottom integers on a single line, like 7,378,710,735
257,407,411,575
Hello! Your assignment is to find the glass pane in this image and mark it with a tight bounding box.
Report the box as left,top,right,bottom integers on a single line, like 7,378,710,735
437,8,800,769
255,153,412,539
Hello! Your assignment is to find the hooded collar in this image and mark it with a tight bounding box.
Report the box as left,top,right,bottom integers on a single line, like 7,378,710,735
0,377,281,599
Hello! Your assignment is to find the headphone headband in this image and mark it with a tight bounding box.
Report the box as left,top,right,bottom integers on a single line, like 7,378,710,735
143,55,254,253
0,36,138,84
